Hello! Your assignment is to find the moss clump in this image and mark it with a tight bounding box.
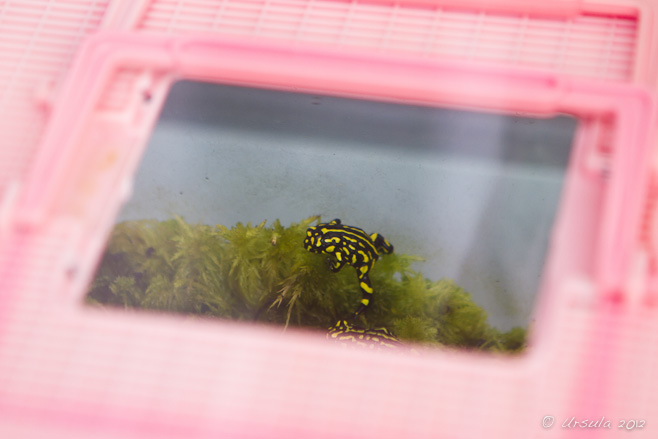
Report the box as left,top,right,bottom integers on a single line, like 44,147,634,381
88,216,526,353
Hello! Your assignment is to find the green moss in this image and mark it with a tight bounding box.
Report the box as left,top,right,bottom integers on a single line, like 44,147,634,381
87,216,527,353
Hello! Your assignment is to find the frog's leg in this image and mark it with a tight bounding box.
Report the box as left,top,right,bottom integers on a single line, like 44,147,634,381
370,233,394,255
327,251,347,273
353,271,374,316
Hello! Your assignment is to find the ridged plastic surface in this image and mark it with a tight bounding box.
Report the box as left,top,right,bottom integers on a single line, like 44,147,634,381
0,1,657,439
138,0,637,81
0,0,110,183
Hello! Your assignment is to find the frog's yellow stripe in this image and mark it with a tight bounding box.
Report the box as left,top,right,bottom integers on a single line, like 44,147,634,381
360,282,373,294
343,225,370,234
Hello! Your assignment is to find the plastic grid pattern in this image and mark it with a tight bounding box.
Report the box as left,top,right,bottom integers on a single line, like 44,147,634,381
1,31,655,439
0,1,657,438
139,0,637,82
0,0,110,184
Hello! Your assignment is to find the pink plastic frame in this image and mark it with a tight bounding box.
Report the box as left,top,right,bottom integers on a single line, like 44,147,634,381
2,32,656,438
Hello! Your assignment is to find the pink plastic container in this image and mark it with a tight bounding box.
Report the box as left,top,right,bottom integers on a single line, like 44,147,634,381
1,1,658,438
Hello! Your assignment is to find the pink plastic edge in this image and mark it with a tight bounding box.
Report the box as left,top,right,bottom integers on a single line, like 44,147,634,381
1,32,656,437
13,30,657,352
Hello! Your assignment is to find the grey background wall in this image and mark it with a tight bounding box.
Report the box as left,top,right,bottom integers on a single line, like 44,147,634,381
118,81,576,331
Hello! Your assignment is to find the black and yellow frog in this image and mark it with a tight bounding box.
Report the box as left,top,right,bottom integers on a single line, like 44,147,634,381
327,320,403,350
304,219,394,317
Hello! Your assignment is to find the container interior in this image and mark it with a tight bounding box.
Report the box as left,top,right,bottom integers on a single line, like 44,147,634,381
98,80,577,334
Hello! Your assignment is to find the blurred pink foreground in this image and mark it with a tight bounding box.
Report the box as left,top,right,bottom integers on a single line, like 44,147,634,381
1,1,658,438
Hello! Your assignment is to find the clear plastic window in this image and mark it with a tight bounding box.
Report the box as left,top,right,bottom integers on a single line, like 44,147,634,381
87,80,576,353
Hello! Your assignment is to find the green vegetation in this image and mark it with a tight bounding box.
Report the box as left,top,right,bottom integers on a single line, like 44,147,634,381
87,216,526,353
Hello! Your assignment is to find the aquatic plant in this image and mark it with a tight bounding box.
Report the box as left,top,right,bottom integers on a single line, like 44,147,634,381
87,216,526,353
